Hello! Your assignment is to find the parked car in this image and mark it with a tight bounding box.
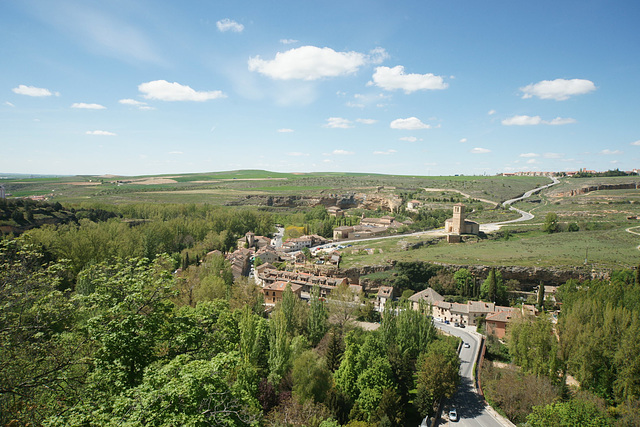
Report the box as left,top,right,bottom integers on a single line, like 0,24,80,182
454,322,460,327
463,342,470,348
444,320,450,324
459,323,465,328
449,408,458,422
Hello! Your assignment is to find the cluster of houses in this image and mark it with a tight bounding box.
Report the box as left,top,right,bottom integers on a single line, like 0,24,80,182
375,285,538,339
332,214,413,240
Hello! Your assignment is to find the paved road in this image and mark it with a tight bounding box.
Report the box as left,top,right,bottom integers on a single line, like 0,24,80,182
432,322,514,427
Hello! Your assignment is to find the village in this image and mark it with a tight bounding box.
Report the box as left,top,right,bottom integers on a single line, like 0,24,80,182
205,202,547,341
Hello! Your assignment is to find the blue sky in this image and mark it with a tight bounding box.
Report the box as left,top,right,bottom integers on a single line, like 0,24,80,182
1,0,639,176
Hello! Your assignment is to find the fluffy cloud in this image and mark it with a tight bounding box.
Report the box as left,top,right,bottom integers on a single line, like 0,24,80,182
4,102,15,107
488,109,496,115
543,153,563,159
119,98,154,110
502,115,576,126
600,149,622,155
370,66,448,93
12,85,58,97
86,130,116,136
390,117,431,130
332,149,354,155
248,46,385,80
520,153,540,158
471,147,491,154
280,39,298,44
630,140,640,146
278,128,294,133
520,78,596,101
71,102,106,109
324,117,353,129
459,138,468,143
356,118,377,124
373,149,397,155
216,19,244,33
138,80,226,101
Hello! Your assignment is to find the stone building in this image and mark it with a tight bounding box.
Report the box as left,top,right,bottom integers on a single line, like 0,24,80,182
444,203,479,235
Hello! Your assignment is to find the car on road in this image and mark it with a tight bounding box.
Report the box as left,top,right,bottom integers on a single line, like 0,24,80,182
463,342,470,348
449,408,458,422
444,320,450,324
454,322,460,327
459,323,465,328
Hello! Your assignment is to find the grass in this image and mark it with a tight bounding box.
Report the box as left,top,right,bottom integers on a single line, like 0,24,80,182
340,226,640,269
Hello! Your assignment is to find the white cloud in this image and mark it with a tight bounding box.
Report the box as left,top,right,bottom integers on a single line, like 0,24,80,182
278,128,294,133
12,85,58,97
547,117,577,125
280,39,298,44
216,18,244,33
502,115,542,126
368,47,389,64
471,147,491,154
324,117,353,129
520,78,596,101
400,136,418,142
138,80,226,101
526,159,538,164
4,101,15,107
248,46,368,80
543,152,563,159
370,65,448,93
630,140,640,146
169,151,183,155
287,152,309,156
520,153,540,158
86,130,116,136
373,149,397,155
356,118,377,125
600,149,622,155
488,109,496,115
390,117,431,130
332,149,354,155
502,115,577,126
119,98,154,110
71,102,106,110
459,138,467,143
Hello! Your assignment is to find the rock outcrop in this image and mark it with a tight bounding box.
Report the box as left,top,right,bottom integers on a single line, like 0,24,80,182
551,182,639,198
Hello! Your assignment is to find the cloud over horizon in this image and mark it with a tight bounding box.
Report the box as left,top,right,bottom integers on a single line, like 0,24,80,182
71,103,106,110
502,115,576,126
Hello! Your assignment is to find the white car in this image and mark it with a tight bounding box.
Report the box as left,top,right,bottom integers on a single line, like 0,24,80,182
449,408,458,422
463,342,470,348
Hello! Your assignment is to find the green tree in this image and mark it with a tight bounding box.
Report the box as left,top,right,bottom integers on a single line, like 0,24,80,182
480,268,508,305
415,339,460,417
526,398,613,427
537,281,545,309
543,212,559,233
292,350,332,404
308,285,329,346
454,268,473,296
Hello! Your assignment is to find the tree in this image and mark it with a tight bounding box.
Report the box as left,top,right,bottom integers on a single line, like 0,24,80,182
78,256,177,391
526,398,613,427
537,281,545,309
328,283,361,331
292,350,331,404
268,309,291,384
415,339,460,417
454,268,473,296
508,313,560,379
0,239,87,425
308,286,329,346
480,268,508,305
50,353,261,426
543,212,559,233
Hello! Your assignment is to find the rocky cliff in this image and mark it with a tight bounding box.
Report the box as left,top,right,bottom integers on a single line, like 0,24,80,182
551,182,638,198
